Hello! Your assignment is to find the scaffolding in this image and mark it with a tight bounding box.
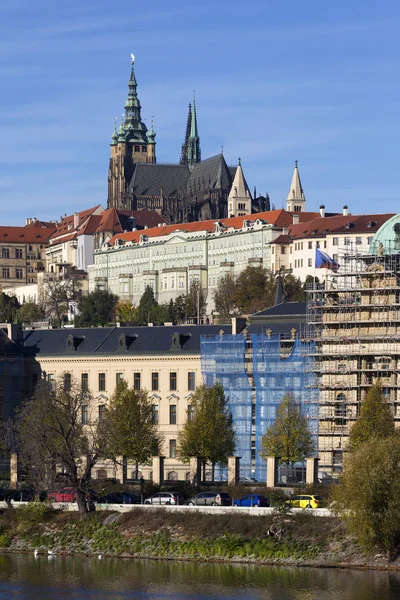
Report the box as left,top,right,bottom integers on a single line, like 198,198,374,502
252,334,319,481
304,243,400,474
200,331,318,481
201,333,253,477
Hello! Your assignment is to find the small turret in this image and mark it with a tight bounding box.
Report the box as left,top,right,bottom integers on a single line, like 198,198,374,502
187,93,201,171
227,158,252,217
111,119,118,145
286,160,306,212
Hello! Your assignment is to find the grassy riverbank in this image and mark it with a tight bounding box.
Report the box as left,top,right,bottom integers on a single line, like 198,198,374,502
0,503,396,568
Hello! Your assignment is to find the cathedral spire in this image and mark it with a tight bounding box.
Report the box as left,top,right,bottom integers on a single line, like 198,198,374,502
123,55,148,143
286,160,306,212
187,93,201,170
180,103,192,165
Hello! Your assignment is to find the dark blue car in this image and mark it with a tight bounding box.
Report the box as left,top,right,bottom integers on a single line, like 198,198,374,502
233,494,270,507
96,491,140,505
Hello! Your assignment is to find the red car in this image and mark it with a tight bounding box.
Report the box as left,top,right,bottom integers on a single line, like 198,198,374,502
48,487,77,502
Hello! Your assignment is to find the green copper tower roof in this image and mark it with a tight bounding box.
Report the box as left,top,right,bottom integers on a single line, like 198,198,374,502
147,119,156,143
369,213,400,255
111,119,118,145
122,55,148,144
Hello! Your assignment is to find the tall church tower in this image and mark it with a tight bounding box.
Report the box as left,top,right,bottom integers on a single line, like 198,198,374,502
107,56,156,209
187,95,201,171
286,160,306,212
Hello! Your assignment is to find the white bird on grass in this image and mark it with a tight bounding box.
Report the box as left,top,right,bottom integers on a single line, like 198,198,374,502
98,554,103,560
34,549,39,558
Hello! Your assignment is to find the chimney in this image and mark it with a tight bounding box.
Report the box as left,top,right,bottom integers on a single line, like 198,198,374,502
343,205,348,216
319,205,325,218
292,214,300,225
158,223,163,227
73,212,79,229
282,227,289,235
231,317,237,335
26,218,31,225
144,225,148,230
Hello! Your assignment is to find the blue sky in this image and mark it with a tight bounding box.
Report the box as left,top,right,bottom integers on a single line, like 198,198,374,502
1,0,400,224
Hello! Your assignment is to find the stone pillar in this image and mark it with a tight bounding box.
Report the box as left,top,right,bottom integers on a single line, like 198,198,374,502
10,453,17,487
266,456,279,488
306,457,319,485
189,457,202,487
115,459,124,484
228,456,241,486
152,456,165,485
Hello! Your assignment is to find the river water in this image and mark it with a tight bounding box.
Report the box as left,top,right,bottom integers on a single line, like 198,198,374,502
0,553,400,599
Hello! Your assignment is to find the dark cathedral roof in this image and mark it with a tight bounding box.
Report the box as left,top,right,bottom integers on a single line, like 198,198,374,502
129,163,189,197
128,155,234,199
188,155,233,191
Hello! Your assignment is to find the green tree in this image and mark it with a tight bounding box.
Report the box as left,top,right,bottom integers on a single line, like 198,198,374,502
178,383,236,481
116,299,138,324
213,274,238,320
105,381,163,481
184,280,207,323
16,375,108,517
260,392,315,471
281,274,305,302
75,288,118,327
333,435,400,552
174,295,186,323
348,382,394,451
0,293,20,323
137,286,158,325
17,301,45,324
168,299,176,323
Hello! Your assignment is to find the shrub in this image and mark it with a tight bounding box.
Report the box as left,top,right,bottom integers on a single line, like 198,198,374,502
16,502,54,526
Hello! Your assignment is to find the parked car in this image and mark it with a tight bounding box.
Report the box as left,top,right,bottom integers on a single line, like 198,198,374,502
286,494,323,509
97,491,140,505
238,477,258,484
233,494,269,507
144,492,184,505
48,487,77,502
186,492,232,506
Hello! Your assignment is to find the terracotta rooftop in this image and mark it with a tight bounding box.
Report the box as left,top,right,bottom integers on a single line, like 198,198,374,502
285,213,395,240
107,209,320,246
49,206,103,242
0,225,56,244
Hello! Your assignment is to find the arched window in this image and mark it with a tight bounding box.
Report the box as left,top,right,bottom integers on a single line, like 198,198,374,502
97,469,107,480
185,472,191,481
167,471,178,481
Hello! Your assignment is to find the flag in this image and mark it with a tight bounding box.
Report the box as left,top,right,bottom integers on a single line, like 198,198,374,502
315,248,339,272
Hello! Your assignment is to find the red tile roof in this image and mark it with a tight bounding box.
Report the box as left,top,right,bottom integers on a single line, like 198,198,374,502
0,226,55,244
49,206,102,241
107,209,320,246
285,213,394,240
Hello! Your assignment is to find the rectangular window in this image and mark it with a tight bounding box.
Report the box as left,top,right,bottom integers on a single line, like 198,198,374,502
133,372,141,391
16,248,23,259
345,237,351,245
308,241,312,249
367,237,372,246
152,404,159,425
16,268,23,279
308,258,312,267
81,373,88,393
188,371,196,391
64,372,71,392
356,237,362,245
332,237,339,246
151,372,159,391
2,268,10,279
169,439,177,458
98,373,106,392
169,404,177,425
48,373,55,392
116,372,124,385
188,405,194,421
81,404,88,425
170,372,177,391
280,246,285,254
2,248,9,259
333,254,338,262
316,241,320,249
98,405,106,422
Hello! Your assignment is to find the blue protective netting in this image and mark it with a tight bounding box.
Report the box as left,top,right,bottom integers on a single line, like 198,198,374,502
200,333,318,482
252,334,319,481
200,334,253,477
